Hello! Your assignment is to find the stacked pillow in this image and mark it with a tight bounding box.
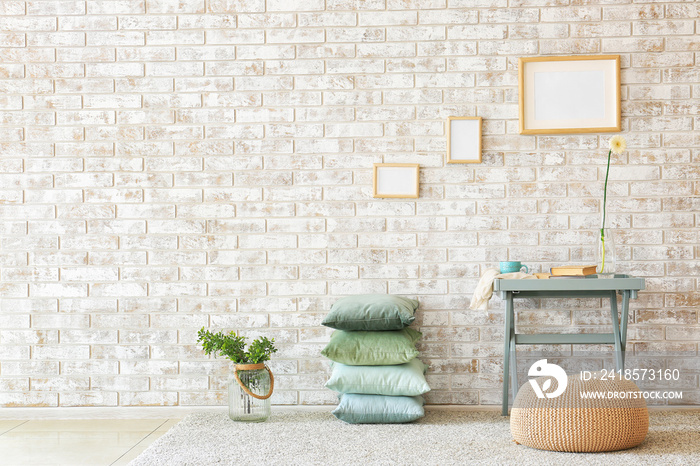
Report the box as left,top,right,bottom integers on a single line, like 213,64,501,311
321,294,430,424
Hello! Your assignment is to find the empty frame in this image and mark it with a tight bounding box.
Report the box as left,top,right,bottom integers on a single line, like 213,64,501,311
447,116,482,164
519,55,621,135
373,163,420,199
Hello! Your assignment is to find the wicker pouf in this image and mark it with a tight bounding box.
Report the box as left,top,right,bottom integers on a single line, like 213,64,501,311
511,370,649,452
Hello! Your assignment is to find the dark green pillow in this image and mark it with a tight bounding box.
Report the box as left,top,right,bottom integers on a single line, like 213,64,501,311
321,294,419,331
321,328,421,366
332,394,425,424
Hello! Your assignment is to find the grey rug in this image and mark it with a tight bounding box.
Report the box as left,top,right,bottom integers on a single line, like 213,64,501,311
129,410,700,465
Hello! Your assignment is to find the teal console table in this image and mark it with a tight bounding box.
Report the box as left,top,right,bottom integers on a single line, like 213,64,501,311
493,274,645,416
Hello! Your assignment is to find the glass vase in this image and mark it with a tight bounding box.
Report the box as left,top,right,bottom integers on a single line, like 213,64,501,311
596,227,616,277
228,363,273,422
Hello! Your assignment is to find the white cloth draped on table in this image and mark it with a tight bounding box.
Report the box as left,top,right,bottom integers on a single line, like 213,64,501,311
469,268,537,311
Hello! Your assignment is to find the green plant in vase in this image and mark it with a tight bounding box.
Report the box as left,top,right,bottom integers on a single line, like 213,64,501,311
197,328,277,364
599,135,626,275
198,328,277,422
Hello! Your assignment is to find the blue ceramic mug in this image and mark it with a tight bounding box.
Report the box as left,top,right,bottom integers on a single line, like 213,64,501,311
500,261,529,274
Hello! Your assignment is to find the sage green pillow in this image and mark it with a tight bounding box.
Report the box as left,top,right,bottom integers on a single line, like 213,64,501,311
321,294,419,331
326,358,430,396
321,328,421,366
332,394,425,424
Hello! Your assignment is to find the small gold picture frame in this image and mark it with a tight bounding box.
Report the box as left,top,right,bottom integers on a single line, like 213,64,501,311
447,116,482,164
372,163,420,199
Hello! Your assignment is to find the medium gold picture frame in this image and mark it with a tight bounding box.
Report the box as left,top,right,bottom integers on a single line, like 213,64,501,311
447,116,482,164
519,55,621,135
372,163,420,199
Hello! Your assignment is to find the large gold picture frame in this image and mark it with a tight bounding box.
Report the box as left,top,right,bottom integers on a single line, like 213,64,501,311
519,55,621,135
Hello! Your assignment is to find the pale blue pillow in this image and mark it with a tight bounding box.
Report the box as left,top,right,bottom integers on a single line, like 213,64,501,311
332,394,425,424
325,358,430,396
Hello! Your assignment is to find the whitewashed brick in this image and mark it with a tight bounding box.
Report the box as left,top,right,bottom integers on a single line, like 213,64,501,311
147,62,203,77
267,60,325,76
479,40,540,56
237,13,294,28
58,16,116,31
0,17,56,32
633,52,694,68
145,31,204,47
267,28,325,44
85,1,144,14
119,15,177,30
59,392,117,407
510,23,568,39
329,0,385,9
205,61,265,77
87,31,143,47
61,267,118,282
206,29,264,46
86,63,144,77
26,126,84,142
91,376,149,392
267,0,324,11
326,27,384,43
117,205,175,220
541,6,601,22
52,78,111,95
90,283,148,297
448,57,507,72
56,110,115,126
28,32,85,47
29,251,88,267
90,252,146,267
27,1,83,15
117,46,175,62
31,284,87,298
0,330,58,346
634,20,694,36
0,1,25,15
32,345,90,360
175,109,234,126
28,220,85,235
448,25,506,40
419,9,476,24
0,48,55,64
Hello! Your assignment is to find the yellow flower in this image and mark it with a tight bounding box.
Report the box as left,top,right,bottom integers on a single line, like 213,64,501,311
609,135,626,154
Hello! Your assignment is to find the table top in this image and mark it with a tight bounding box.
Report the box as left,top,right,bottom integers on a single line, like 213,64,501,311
494,274,645,292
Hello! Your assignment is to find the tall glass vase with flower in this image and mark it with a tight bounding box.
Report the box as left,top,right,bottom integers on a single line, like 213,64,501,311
597,135,626,277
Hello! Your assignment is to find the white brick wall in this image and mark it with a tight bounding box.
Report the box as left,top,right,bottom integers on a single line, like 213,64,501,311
0,0,698,407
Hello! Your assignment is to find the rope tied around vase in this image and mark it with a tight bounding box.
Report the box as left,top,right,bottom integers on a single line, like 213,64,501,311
233,363,274,400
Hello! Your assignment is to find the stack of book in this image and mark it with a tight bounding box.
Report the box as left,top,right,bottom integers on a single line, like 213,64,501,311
537,265,597,279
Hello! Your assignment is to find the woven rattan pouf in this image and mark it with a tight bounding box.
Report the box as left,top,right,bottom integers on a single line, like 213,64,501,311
511,370,649,452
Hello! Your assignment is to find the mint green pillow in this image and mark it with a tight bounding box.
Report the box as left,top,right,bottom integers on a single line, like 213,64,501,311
321,294,419,331
321,328,421,366
332,394,425,424
326,358,430,396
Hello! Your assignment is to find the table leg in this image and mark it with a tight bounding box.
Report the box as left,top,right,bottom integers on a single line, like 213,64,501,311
609,291,623,371
509,303,518,400
502,292,513,416
620,290,630,366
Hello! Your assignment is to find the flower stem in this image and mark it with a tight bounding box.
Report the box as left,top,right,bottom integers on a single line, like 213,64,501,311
601,149,612,231
600,149,612,272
